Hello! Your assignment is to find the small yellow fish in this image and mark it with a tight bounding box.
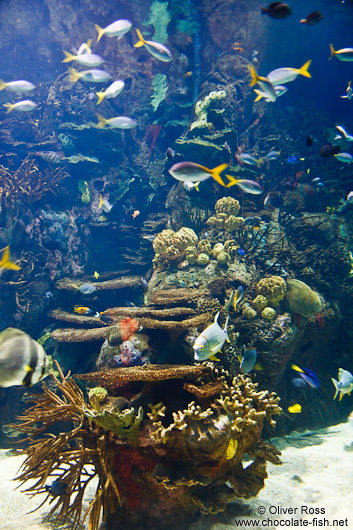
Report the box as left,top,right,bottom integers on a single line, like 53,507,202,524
226,438,238,459
288,403,302,414
0,246,21,274
94,271,100,279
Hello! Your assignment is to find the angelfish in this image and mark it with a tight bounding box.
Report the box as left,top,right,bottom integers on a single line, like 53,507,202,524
0,328,50,388
134,29,172,62
193,312,229,361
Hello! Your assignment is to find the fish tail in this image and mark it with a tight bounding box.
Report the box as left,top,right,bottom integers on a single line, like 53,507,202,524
96,114,107,128
3,103,13,113
195,183,200,192
349,81,352,87
95,24,105,43
211,163,229,186
99,194,103,208
291,364,304,373
0,79,7,91
254,89,264,102
248,64,259,87
68,68,81,83
62,50,75,63
209,354,221,361
134,29,145,48
96,91,106,105
329,44,335,60
331,378,339,399
224,174,239,188
86,39,92,51
0,246,21,271
298,60,312,78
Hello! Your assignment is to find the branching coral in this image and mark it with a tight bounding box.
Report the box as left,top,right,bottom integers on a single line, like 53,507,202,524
0,158,69,208
15,363,281,530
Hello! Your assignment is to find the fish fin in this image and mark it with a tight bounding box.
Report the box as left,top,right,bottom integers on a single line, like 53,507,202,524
209,354,220,361
248,64,260,87
254,362,263,371
95,24,105,43
224,316,230,342
291,364,304,373
62,50,75,63
134,29,145,47
331,378,339,399
211,163,229,187
349,81,352,87
214,311,220,324
0,246,21,270
68,68,81,83
99,195,103,208
24,365,34,373
339,392,343,401
298,60,312,78
96,114,107,128
86,39,92,51
254,89,264,102
96,91,106,105
329,44,335,60
3,103,13,113
195,183,199,192
0,79,7,91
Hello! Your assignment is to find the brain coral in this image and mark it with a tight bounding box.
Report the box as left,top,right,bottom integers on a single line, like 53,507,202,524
172,227,198,251
256,276,286,307
153,229,175,254
215,197,240,216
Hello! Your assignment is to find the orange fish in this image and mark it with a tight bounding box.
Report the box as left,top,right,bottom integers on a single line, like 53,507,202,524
183,71,192,78
132,210,140,219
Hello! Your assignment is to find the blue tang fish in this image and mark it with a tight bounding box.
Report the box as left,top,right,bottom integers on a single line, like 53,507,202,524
291,364,319,389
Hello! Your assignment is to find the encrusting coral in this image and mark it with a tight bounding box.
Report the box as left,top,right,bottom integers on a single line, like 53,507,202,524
14,362,281,530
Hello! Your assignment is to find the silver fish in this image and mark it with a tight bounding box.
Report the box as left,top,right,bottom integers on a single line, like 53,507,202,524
96,19,132,42
332,368,353,400
3,100,37,113
77,283,97,295
193,312,229,361
134,29,172,62
34,151,65,165
69,68,112,84
0,79,35,92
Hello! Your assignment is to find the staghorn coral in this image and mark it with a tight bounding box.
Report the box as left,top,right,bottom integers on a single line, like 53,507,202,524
15,363,281,530
256,276,287,308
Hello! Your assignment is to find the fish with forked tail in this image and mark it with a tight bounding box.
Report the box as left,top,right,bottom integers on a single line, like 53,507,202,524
193,312,229,361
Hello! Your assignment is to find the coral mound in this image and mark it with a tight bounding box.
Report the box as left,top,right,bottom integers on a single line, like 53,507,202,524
15,363,281,530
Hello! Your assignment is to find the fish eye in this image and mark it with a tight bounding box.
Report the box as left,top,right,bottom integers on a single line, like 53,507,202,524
200,346,204,350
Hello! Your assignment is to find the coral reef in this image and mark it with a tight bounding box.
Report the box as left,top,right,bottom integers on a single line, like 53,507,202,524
14,363,281,530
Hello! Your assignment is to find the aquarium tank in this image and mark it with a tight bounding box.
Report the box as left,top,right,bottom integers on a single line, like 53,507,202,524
0,0,352,529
